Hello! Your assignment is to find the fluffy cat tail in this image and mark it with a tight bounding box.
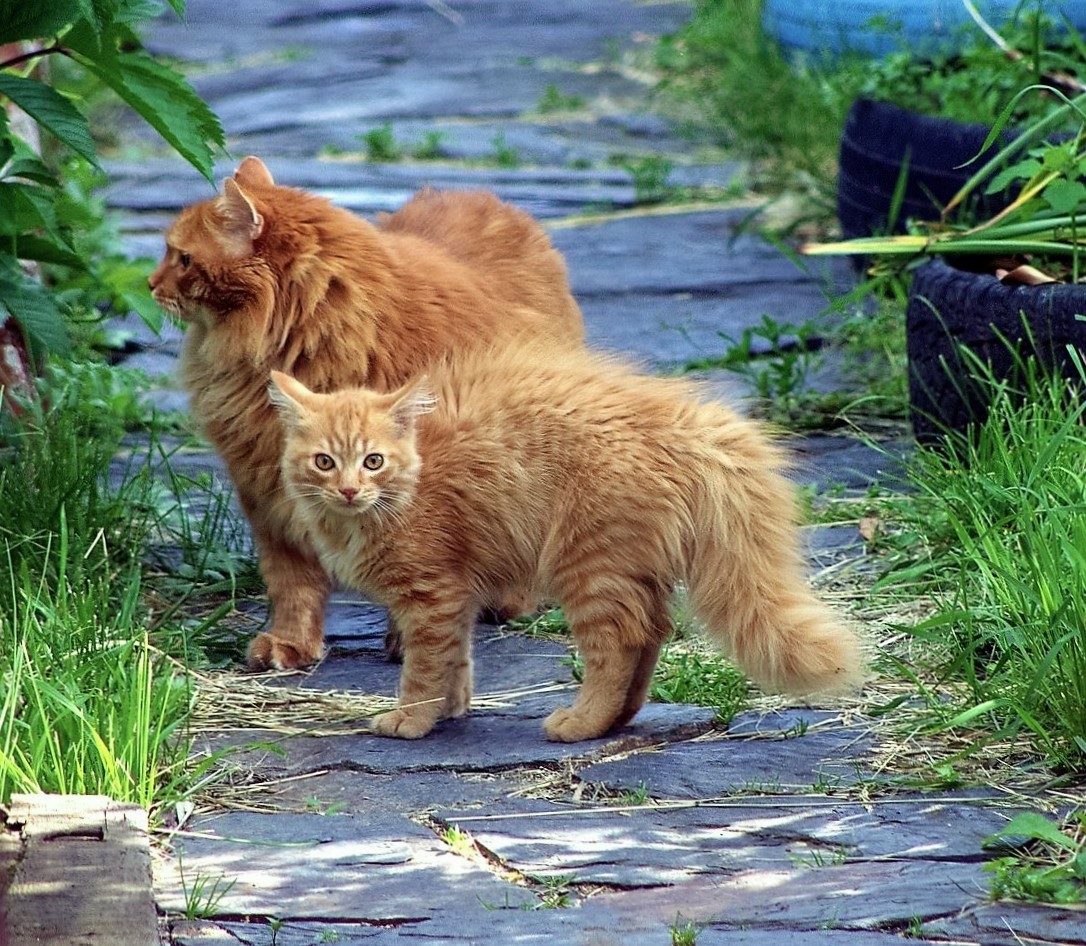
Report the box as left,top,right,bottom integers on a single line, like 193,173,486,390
682,421,865,697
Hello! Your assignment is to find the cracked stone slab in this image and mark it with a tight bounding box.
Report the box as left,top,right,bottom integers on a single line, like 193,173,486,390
155,809,538,920
575,858,990,932
928,900,1086,944
245,768,513,816
220,702,717,779
435,789,1025,889
577,714,873,796
170,917,953,946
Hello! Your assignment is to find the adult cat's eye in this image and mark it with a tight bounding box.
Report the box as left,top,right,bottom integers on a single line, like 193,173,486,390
179,252,192,268
363,453,384,471
313,453,335,471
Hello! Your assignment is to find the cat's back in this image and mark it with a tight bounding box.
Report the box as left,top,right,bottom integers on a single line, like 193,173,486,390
423,343,771,467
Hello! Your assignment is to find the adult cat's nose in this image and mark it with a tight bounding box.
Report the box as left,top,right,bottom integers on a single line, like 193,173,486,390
340,487,358,503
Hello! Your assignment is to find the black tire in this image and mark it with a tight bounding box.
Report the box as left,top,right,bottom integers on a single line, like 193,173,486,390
837,99,1013,240
906,257,1086,442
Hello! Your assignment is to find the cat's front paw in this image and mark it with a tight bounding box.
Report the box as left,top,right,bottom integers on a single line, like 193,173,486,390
370,709,436,739
247,632,323,671
543,706,609,743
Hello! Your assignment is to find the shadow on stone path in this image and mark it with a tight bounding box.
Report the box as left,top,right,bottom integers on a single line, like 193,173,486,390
99,2,1084,944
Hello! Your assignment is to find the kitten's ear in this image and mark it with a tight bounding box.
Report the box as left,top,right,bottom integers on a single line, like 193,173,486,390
388,378,437,435
234,155,275,189
268,370,315,425
218,178,264,245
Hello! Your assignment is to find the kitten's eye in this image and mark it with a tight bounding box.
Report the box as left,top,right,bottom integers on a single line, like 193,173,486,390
363,453,384,471
179,252,192,269
313,453,335,471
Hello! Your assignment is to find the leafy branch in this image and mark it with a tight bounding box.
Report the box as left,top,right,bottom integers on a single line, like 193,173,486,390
0,0,224,360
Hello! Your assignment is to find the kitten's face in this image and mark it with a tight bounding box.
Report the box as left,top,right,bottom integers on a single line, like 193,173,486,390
273,377,427,523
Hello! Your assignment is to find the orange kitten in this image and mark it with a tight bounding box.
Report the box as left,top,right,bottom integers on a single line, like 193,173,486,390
269,346,864,742
148,156,583,671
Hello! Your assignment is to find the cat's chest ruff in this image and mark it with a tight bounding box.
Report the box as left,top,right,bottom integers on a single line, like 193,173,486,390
310,516,386,592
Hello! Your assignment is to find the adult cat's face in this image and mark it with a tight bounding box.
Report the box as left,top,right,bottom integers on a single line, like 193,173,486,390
148,157,273,327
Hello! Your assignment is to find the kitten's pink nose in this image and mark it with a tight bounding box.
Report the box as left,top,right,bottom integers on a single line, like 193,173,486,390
340,487,358,503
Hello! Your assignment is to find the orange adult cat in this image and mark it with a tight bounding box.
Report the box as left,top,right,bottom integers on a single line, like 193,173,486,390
269,346,864,742
148,156,583,671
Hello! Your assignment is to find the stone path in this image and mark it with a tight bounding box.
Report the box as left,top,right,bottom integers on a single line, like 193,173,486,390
92,2,1084,944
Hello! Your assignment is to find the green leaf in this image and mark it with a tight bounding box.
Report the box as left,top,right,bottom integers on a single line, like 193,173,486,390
0,181,65,240
985,159,1041,195
73,49,223,182
1042,178,1086,216
0,0,82,45
0,234,84,268
985,813,1078,852
0,264,71,358
0,73,99,167
1,156,59,188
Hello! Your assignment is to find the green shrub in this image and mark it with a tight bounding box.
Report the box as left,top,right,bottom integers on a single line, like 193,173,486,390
0,0,223,358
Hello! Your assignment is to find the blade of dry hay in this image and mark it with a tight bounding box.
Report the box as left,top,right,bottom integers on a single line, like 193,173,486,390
189,667,574,737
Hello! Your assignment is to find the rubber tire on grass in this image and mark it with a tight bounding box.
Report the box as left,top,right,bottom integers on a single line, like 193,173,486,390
762,0,1086,59
837,98,1013,240
906,257,1086,443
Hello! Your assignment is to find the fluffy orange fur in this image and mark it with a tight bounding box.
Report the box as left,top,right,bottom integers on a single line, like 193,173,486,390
269,345,865,742
149,156,583,670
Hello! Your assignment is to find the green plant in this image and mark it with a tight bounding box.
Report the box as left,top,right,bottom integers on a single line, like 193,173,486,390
489,131,519,168
669,916,702,946
530,873,576,909
805,88,1086,278
654,0,862,200
0,0,223,357
878,351,1086,768
538,84,586,113
412,130,446,160
984,811,1086,903
177,852,237,919
360,123,402,162
650,644,748,723
622,154,675,204
686,314,821,404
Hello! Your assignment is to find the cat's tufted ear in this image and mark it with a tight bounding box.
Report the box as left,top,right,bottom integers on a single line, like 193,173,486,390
387,377,437,435
268,370,315,425
219,178,264,246
234,155,275,189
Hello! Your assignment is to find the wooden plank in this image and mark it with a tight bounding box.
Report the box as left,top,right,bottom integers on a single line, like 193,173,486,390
1,794,161,946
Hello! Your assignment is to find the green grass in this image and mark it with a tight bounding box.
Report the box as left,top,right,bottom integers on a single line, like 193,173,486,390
0,370,252,816
654,0,862,204
872,352,1086,769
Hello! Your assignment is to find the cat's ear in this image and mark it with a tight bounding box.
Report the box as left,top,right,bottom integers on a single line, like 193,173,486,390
268,370,315,425
218,178,264,246
234,155,275,189
387,378,437,435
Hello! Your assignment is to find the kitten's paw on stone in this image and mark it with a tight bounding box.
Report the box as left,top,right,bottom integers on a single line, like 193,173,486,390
247,632,322,671
543,706,607,743
370,709,434,739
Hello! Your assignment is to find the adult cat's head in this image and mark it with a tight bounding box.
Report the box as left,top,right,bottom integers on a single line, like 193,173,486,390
268,370,434,521
148,156,282,329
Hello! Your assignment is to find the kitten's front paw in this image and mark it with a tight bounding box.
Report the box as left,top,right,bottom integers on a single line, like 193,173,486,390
247,632,323,671
370,709,435,739
543,706,609,743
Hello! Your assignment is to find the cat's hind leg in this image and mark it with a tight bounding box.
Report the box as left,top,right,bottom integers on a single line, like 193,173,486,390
543,584,667,743
370,595,475,739
248,538,331,671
